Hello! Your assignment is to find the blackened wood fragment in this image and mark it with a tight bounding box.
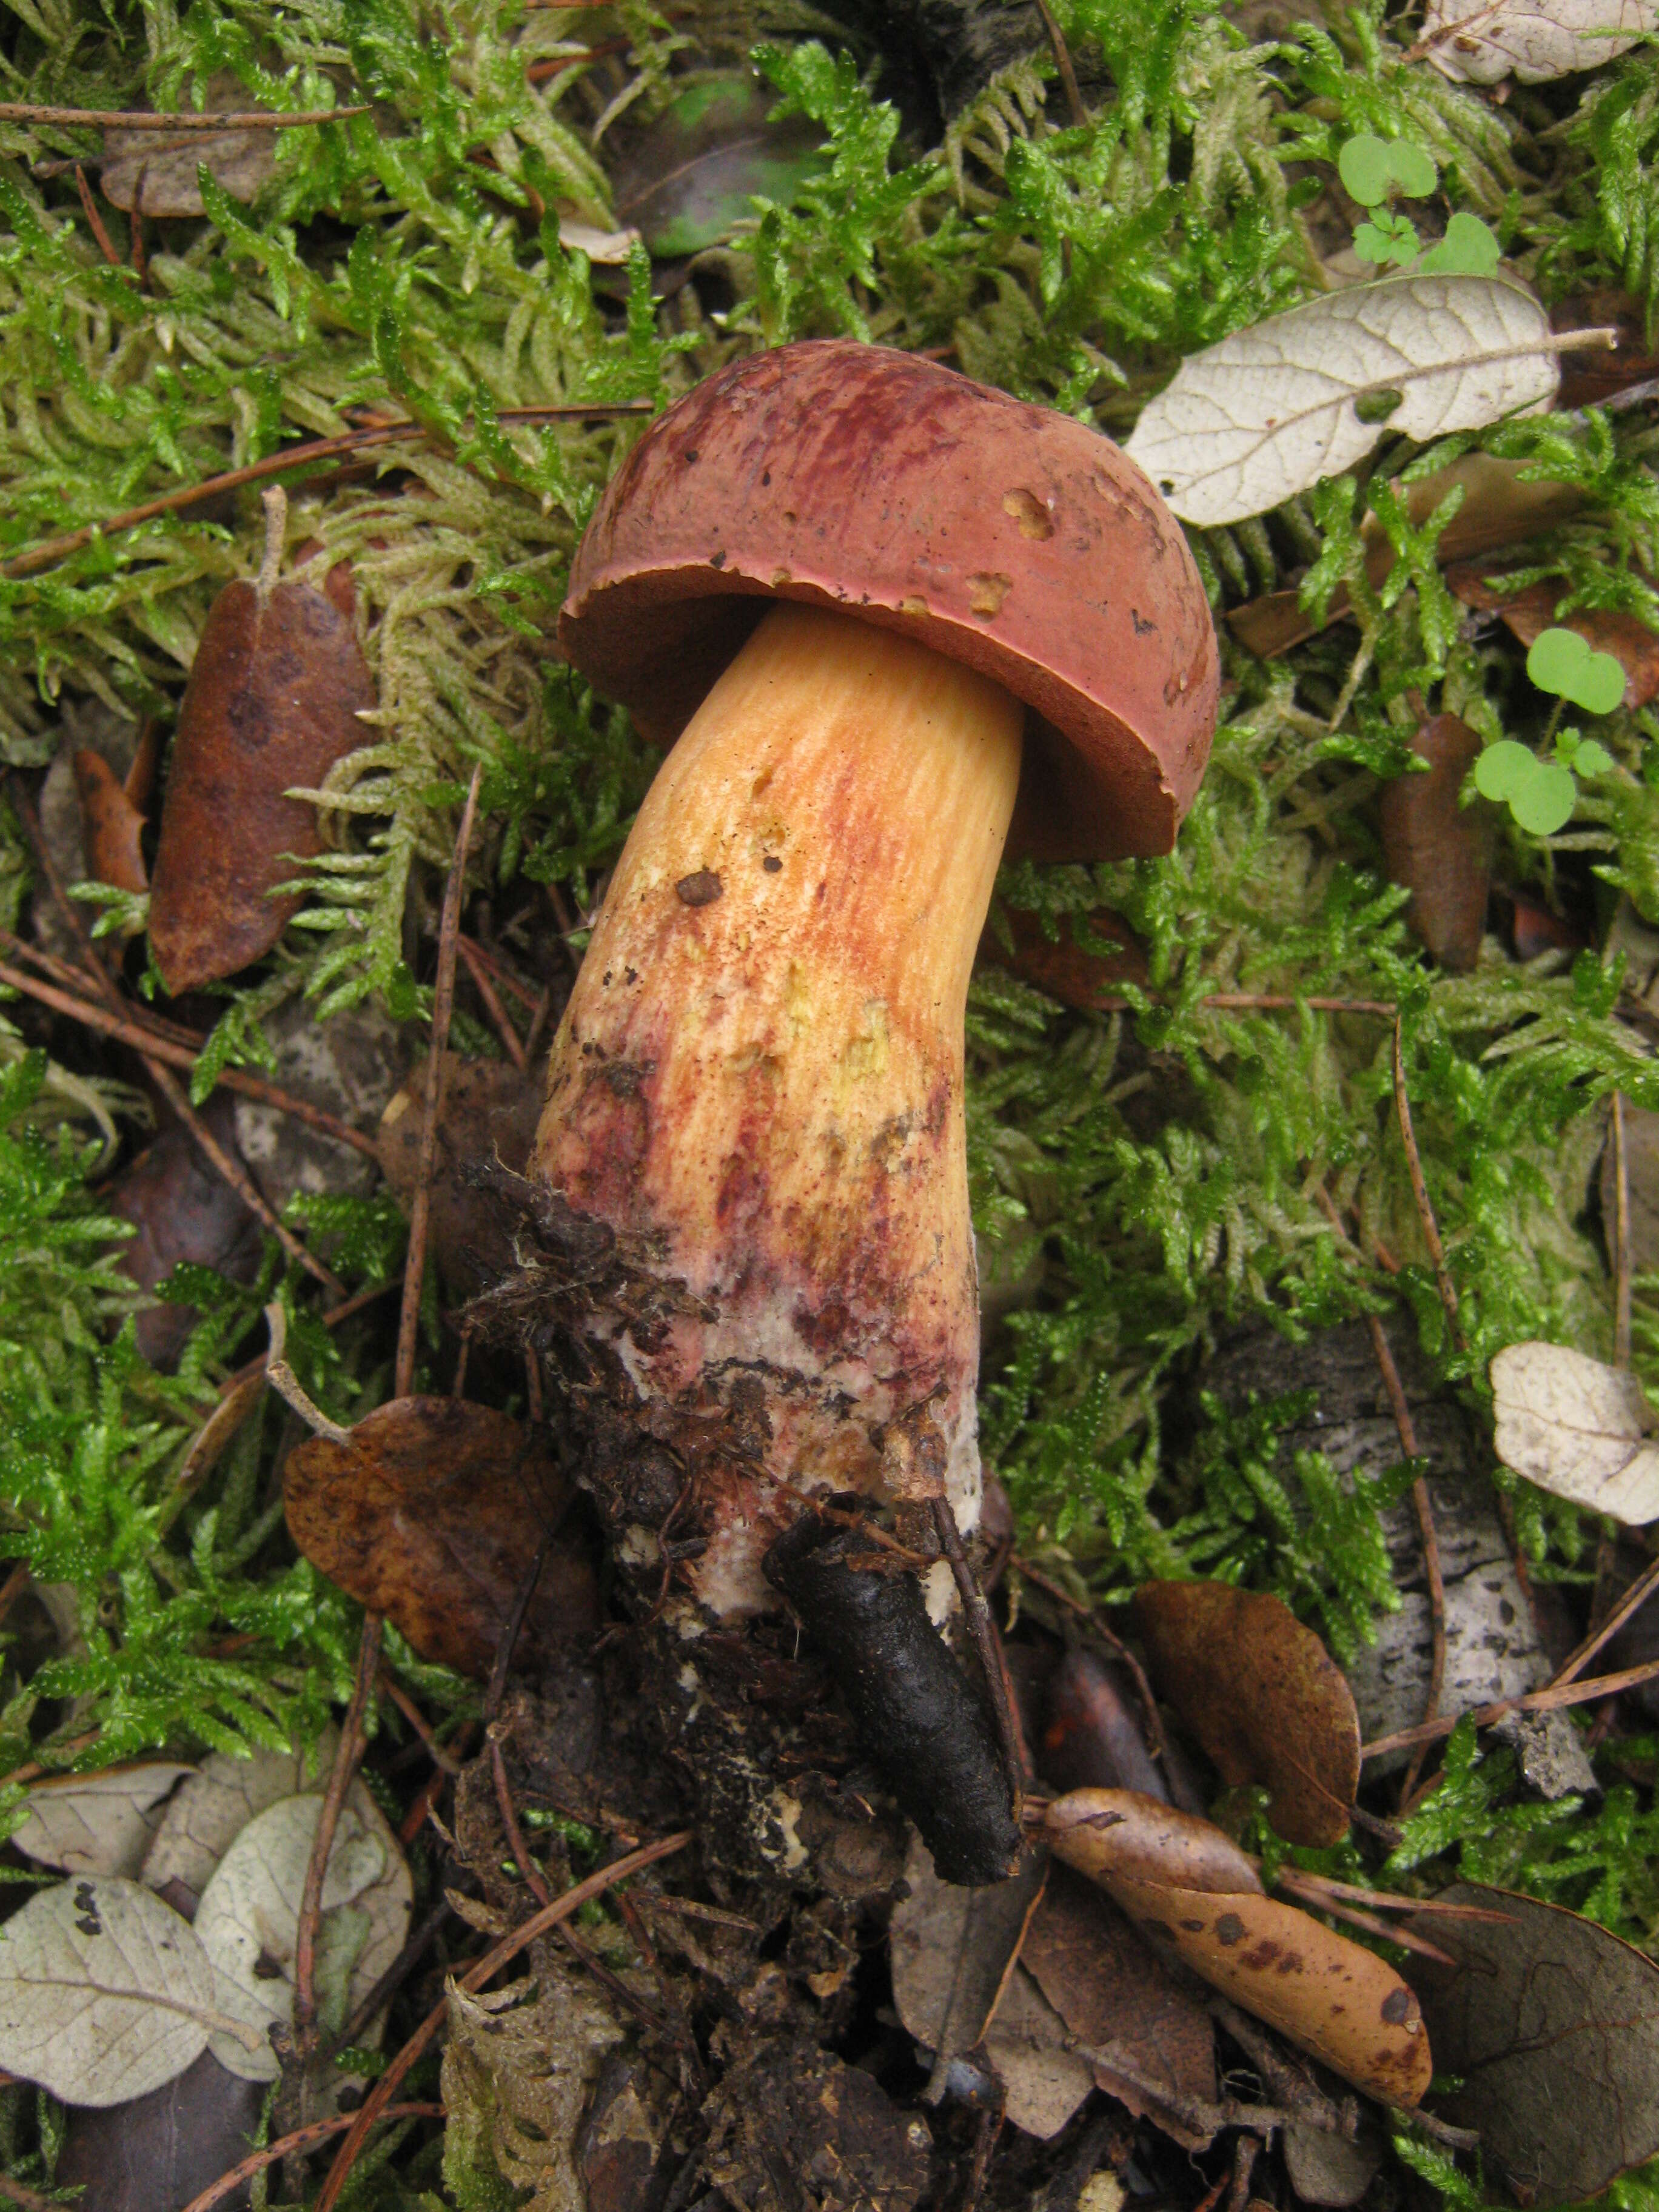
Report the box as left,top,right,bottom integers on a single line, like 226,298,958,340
763,1516,1019,1886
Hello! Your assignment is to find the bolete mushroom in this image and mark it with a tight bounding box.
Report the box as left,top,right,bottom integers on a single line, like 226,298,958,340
521,340,1216,1875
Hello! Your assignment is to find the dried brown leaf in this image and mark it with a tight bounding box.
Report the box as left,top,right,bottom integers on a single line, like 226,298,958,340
1228,454,1587,658
101,74,276,216
1446,565,1659,708
888,1832,1045,2064
1407,1882,1659,2203
109,1096,264,1370
375,1051,543,1297
1131,1581,1359,1845
978,905,1148,1012
148,569,374,993
1377,716,1493,973
283,1397,598,1678
55,2049,267,2212
1040,1647,1168,1799
1107,1878,1432,2107
1041,1788,1263,1895
1023,1864,1216,2150
72,749,148,898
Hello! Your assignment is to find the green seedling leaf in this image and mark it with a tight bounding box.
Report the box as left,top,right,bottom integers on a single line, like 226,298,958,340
1574,739,1615,777
1473,739,1537,802
1419,212,1502,277
1338,135,1436,207
1388,141,1439,198
1338,135,1393,207
1509,761,1578,836
1527,626,1627,714
1354,212,1420,267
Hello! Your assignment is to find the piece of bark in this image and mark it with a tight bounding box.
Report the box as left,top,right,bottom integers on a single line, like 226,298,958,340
109,1094,264,1369
1377,715,1493,973
1201,1322,1597,1795
149,567,374,992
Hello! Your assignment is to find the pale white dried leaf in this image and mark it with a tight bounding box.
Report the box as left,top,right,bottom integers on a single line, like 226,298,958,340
1422,0,1659,84
193,1786,411,2083
0,1877,264,2106
1124,276,1559,527
141,1728,337,1901
1491,1341,1659,1522
14,1764,192,1879
557,218,642,264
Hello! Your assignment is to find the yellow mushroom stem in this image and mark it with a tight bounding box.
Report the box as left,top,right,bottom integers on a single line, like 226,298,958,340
532,600,1025,1615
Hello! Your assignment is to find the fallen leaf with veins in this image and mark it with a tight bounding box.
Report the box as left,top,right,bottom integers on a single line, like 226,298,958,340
0,1877,263,2106
1125,277,1559,528
1421,0,1659,84
1490,1341,1659,1521
1131,1582,1360,1845
283,1396,598,1678
192,1787,411,2084
13,1765,192,1880
1407,1882,1659,2202
142,1731,337,1905
55,2049,269,2212
1023,1865,1216,2150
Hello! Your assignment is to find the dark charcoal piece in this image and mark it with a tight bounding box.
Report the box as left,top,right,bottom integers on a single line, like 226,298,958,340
763,1516,1019,1886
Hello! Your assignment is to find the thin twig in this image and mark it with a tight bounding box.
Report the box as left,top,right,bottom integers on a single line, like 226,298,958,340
292,1615,384,2045
314,1830,693,2212
458,935,527,1070
1,100,367,130
484,1534,552,1724
1225,2130,1260,2212
1361,1654,1659,1759
1393,1015,1463,1346
398,763,483,1399
1550,1546,1659,1689
1365,1312,1446,1802
1614,1091,1634,1369
1271,1875,1455,1965
1031,0,1088,126
4,403,651,579
262,1301,352,1441
174,2104,443,2212
957,2096,1004,2212
72,162,119,264
931,1495,1023,1808
5,783,342,1290
381,1671,463,1774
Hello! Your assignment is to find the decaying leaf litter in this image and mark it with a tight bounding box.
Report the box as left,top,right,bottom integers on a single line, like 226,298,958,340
15,0,1659,2207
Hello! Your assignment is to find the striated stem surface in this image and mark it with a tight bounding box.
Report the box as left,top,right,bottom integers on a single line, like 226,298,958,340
533,602,1024,1614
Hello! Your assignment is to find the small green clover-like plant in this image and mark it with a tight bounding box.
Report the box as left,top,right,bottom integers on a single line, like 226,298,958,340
1475,740,1578,836
1338,135,1500,276
1527,626,1627,716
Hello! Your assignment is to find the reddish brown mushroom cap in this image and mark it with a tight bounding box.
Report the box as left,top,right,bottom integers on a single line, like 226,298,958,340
558,340,1218,862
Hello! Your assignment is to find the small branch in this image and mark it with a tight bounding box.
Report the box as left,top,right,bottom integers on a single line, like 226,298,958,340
5,781,341,1292
1550,1546,1659,1689
313,1829,694,2212
458,935,527,1070
0,100,368,130
1067,2039,1296,2142
292,1614,384,2045
1393,1015,1463,1347
72,163,119,265
0,2176,71,2212
1362,1654,1659,1760
262,1301,352,1442
4,403,651,580
381,1669,462,1774
174,2103,443,2212
1031,0,1089,126
397,762,483,1399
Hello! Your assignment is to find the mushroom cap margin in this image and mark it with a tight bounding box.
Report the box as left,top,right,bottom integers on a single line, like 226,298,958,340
558,339,1219,863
